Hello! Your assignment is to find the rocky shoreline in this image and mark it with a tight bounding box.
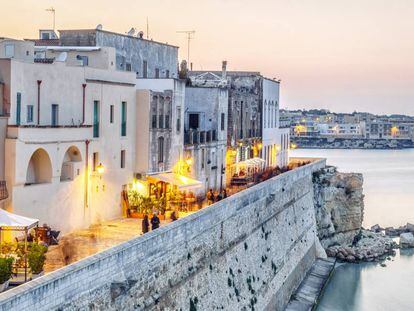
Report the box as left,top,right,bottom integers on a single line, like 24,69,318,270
313,167,414,264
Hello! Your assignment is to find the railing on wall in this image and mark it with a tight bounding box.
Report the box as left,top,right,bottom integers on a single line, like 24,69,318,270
184,129,219,145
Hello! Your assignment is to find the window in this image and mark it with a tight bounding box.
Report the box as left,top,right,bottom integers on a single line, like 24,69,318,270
93,100,100,138
93,152,99,171
51,104,59,126
5,44,15,58
176,108,181,132
158,137,164,163
121,101,127,136
166,70,170,78
126,63,132,72
16,93,21,125
76,55,89,66
155,68,160,78
189,113,199,129
221,113,225,131
143,60,148,78
159,114,164,128
41,33,50,40
201,148,205,169
120,150,126,168
110,105,114,123
152,115,157,129
27,105,34,123
165,114,170,129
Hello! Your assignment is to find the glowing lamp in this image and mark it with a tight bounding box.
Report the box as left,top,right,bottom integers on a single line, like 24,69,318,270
96,163,105,175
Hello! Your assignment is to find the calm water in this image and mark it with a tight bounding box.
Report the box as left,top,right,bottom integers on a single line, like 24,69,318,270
291,149,414,311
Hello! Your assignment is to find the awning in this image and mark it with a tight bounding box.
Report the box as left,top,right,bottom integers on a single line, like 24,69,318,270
148,172,203,190
0,209,39,230
231,157,265,168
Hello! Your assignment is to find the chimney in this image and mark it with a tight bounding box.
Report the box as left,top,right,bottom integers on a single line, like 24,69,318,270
190,62,193,71
222,60,227,79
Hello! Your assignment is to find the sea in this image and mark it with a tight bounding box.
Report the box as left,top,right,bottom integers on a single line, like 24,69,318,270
291,149,414,311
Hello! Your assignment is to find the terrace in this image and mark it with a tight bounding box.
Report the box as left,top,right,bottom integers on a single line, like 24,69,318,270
0,158,318,291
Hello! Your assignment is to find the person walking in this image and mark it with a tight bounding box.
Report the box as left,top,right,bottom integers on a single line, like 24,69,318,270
142,214,149,234
207,189,214,205
222,189,228,199
170,211,178,222
151,213,161,230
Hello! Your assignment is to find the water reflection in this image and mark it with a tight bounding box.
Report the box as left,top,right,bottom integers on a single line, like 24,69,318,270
317,250,414,311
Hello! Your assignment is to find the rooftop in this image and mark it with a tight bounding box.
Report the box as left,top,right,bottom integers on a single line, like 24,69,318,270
58,28,179,49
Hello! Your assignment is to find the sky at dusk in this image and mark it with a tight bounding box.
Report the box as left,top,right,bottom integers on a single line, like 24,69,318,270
1,0,414,115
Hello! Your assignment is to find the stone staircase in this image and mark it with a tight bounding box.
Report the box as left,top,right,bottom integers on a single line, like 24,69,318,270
285,257,336,311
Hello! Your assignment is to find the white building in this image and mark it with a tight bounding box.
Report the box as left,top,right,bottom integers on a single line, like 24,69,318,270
183,86,228,194
262,78,289,168
317,123,365,138
0,43,138,233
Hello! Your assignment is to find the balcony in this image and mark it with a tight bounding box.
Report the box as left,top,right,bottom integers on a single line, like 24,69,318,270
8,125,93,143
184,129,218,145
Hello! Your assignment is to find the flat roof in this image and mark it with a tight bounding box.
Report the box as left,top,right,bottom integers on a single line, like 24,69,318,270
58,29,179,49
190,70,280,83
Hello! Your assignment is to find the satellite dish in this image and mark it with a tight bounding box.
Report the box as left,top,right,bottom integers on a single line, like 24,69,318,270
96,24,103,30
55,52,67,62
127,28,136,36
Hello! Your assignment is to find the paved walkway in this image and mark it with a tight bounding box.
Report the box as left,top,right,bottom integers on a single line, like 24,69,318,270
44,218,169,273
285,258,336,311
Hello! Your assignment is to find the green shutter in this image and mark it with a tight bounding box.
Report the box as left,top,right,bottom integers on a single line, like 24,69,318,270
16,93,21,125
93,101,99,138
121,102,127,136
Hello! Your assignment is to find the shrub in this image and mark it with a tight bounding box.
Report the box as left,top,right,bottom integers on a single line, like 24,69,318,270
0,257,14,284
28,250,46,275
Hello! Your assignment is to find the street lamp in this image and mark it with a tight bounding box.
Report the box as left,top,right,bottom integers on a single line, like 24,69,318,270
96,163,105,175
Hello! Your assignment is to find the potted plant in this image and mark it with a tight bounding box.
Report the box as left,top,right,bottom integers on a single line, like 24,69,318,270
0,257,14,292
128,191,153,218
28,244,48,279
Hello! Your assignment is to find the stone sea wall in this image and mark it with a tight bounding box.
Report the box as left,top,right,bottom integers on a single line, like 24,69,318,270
0,160,325,311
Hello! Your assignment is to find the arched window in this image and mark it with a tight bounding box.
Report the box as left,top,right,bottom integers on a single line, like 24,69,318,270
61,146,82,181
158,137,164,163
26,148,52,185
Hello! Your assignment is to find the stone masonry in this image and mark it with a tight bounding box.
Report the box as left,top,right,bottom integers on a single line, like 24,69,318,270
0,160,326,311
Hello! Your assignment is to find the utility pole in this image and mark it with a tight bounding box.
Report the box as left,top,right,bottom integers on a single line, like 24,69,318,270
176,30,195,68
45,7,56,30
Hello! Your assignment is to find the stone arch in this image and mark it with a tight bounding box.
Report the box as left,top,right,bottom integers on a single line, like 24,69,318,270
61,146,82,181
26,148,53,185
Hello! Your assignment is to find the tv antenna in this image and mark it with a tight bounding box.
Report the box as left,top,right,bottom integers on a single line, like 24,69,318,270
176,30,195,68
45,7,56,30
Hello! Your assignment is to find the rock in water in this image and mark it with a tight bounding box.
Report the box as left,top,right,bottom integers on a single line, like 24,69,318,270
400,233,414,249
406,223,414,234
370,224,382,232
